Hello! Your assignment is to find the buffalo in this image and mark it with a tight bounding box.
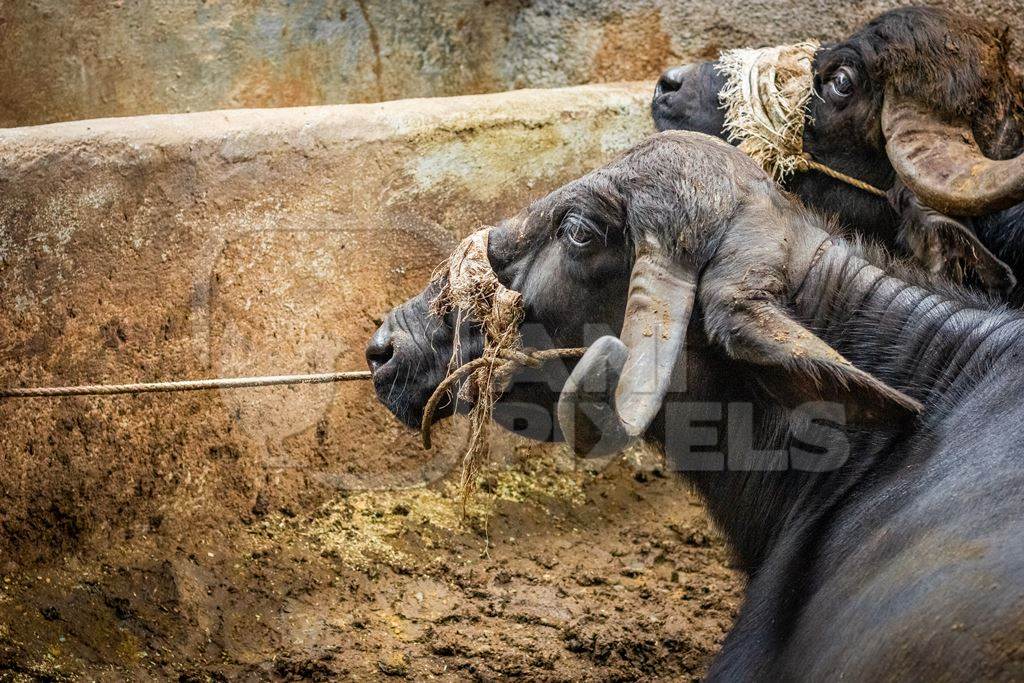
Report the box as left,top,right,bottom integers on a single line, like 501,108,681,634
367,132,1024,679
652,6,1024,297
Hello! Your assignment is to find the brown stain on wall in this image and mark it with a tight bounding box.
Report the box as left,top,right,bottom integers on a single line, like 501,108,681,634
228,51,325,109
592,10,674,82
354,0,385,101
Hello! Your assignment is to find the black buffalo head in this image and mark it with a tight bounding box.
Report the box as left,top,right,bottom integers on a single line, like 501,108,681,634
652,7,1024,277
367,132,920,456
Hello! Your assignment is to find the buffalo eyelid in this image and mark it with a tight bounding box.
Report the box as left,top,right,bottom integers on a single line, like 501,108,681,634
558,210,609,249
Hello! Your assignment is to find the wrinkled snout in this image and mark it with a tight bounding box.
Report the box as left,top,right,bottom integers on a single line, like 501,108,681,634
365,288,465,429
650,61,729,139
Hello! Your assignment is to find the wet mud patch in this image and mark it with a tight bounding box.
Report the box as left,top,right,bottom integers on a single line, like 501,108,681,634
0,452,741,681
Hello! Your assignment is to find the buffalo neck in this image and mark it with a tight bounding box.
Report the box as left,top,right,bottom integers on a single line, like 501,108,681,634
795,239,1024,407
672,238,1024,575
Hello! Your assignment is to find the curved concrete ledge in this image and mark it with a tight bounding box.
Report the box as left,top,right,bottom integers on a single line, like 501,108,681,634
0,83,654,557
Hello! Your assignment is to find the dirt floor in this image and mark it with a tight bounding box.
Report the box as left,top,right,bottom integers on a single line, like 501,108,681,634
0,448,741,681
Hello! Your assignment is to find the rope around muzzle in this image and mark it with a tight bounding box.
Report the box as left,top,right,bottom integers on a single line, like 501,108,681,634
419,346,586,450
423,227,587,495
718,41,886,198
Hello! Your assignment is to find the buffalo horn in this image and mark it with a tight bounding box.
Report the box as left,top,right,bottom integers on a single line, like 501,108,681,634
557,235,697,455
883,93,1024,216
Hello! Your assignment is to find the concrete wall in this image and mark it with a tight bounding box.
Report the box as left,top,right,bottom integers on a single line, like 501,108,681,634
3,0,1022,128
0,83,653,557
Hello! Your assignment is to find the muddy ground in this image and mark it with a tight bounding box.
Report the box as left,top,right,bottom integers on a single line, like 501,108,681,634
0,448,741,681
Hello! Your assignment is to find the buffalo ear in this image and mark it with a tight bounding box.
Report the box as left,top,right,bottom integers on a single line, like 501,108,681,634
697,190,924,427
708,296,923,427
889,180,1016,295
752,361,920,427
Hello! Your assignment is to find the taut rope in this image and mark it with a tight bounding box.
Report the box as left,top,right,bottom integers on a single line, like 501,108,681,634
798,155,887,198
0,370,372,399
3,225,587,487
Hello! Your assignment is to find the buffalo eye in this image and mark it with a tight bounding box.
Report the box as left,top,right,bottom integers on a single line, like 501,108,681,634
559,211,602,250
826,66,855,100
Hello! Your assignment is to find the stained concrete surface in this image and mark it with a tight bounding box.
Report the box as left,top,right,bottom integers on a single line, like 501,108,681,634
3,0,1021,127
0,82,653,558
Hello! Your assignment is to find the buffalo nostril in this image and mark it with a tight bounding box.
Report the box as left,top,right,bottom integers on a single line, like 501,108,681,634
655,67,683,96
366,328,395,374
655,65,692,97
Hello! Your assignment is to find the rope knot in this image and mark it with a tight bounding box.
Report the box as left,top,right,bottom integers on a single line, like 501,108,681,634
425,228,527,495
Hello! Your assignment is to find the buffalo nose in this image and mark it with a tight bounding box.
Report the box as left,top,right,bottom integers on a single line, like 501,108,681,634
655,65,691,97
365,325,395,374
